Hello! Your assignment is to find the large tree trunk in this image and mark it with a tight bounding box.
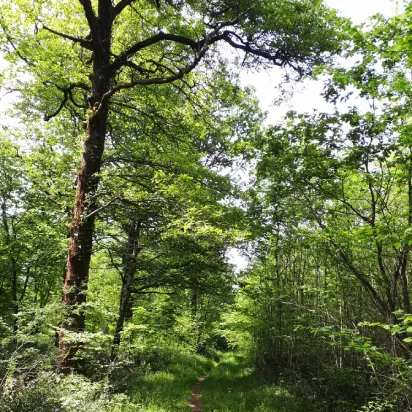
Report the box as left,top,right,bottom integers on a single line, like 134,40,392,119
57,110,108,371
57,2,112,371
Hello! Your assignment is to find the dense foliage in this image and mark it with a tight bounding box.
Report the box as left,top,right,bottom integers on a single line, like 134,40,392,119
1,1,412,411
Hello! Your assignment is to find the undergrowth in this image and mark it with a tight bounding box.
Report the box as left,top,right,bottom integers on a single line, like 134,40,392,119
201,352,315,412
126,349,215,411
0,347,215,412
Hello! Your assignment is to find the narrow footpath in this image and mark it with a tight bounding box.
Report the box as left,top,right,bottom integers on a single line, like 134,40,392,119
190,352,314,412
189,375,207,412
131,351,314,411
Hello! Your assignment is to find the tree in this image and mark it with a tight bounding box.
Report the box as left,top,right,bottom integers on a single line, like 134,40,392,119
0,136,27,335
0,131,69,344
0,0,345,372
95,77,253,360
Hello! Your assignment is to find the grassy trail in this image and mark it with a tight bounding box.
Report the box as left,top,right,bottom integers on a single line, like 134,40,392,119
127,352,213,411
128,351,313,412
201,353,313,412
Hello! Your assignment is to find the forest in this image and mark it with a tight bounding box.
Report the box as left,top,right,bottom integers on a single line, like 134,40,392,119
0,0,412,411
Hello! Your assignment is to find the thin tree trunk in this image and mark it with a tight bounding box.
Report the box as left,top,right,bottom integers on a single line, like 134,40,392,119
111,220,142,362
1,201,18,336
400,163,412,314
11,257,18,336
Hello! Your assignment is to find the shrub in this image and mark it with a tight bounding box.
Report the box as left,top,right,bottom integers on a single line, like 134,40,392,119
0,372,140,412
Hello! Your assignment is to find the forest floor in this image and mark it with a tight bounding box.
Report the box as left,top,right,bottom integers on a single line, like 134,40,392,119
128,351,315,412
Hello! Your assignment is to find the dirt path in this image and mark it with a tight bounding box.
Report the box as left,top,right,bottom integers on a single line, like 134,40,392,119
189,375,207,412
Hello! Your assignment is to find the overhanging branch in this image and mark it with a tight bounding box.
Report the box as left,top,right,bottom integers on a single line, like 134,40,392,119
0,20,34,66
221,31,286,68
43,26,93,50
113,0,137,19
94,48,206,117
109,31,200,73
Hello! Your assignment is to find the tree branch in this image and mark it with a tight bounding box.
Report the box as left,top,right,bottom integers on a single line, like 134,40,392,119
19,266,30,303
44,94,69,121
43,26,93,50
78,0,99,47
0,20,34,66
84,196,120,219
221,31,285,68
95,48,206,117
113,0,136,19
310,204,389,317
44,82,90,121
109,31,199,73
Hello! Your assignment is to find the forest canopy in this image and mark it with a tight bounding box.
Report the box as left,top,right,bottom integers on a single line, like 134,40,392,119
0,1,412,411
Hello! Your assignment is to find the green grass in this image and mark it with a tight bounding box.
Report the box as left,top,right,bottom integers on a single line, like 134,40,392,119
127,350,215,411
125,350,315,412
201,352,315,412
